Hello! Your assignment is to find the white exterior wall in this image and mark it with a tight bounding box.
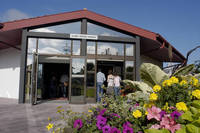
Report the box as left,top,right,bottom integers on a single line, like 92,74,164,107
0,48,21,99
140,55,163,68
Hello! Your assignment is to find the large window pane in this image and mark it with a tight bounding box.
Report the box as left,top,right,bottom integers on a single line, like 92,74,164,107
30,21,81,34
38,38,71,55
87,41,95,54
126,61,134,72
87,59,95,71
28,38,37,54
72,58,85,75
126,44,134,56
87,73,95,87
97,42,124,56
87,22,132,38
72,40,81,55
71,78,84,96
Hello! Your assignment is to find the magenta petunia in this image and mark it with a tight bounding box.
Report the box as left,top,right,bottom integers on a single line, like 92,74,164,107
97,115,107,123
102,125,112,133
111,127,120,133
73,119,83,130
111,113,120,118
123,126,134,133
147,106,161,121
170,111,182,119
100,108,107,115
96,121,106,130
159,110,166,120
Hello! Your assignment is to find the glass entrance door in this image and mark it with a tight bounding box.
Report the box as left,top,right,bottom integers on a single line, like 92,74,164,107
70,58,86,104
31,53,38,105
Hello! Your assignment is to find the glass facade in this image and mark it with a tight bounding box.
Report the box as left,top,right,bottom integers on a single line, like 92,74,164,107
23,19,137,104
30,21,81,34
97,42,124,56
87,22,132,38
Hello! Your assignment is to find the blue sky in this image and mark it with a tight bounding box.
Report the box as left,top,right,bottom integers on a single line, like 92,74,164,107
1,0,200,64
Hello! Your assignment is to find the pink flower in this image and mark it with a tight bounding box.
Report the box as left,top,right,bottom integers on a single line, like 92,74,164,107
160,115,181,133
147,106,161,121
150,124,161,129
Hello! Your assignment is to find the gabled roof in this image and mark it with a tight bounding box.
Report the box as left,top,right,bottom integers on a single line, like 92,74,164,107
0,9,185,62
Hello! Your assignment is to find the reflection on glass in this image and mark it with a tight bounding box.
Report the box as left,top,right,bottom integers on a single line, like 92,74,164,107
87,22,132,37
87,59,95,71
38,38,71,54
87,73,95,87
72,40,81,55
30,21,81,34
97,42,124,56
72,58,85,75
71,78,84,96
37,64,43,99
86,88,95,98
126,74,134,80
126,44,134,56
25,54,33,103
87,41,95,54
28,38,37,53
126,61,134,72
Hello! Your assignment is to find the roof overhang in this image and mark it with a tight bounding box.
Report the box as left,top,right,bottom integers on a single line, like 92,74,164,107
0,10,186,62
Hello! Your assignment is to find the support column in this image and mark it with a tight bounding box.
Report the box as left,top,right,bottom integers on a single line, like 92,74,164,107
81,19,87,56
135,36,140,81
18,29,28,103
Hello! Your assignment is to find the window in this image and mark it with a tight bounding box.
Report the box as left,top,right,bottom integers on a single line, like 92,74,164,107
126,44,134,56
87,41,96,54
38,38,71,55
30,21,81,34
87,22,132,38
72,40,81,55
97,42,124,56
125,61,135,80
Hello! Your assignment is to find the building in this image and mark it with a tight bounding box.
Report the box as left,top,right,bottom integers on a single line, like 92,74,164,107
0,9,185,104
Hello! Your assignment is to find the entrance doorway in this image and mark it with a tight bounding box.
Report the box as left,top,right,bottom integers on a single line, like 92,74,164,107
97,60,124,87
40,63,70,100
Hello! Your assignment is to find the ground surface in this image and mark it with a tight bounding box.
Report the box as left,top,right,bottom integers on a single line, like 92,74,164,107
0,98,93,133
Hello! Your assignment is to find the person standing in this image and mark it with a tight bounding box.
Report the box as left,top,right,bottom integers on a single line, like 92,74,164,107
113,72,121,96
60,73,69,97
96,69,106,102
106,70,114,96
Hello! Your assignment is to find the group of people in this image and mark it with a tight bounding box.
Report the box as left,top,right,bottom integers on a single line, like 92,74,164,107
49,73,69,99
96,69,121,102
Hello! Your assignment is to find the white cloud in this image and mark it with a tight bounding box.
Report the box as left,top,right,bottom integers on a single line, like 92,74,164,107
1,9,30,22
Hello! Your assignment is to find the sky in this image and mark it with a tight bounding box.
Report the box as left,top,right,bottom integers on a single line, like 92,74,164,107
1,0,200,64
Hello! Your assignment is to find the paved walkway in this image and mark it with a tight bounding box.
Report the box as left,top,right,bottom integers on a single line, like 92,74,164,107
0,98,94,133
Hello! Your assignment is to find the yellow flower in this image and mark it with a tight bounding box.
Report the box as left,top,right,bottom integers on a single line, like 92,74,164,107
149,93,158,101
190,77,199,86
176,102,188,111
143,102,155,108
192,89,200,99
132,110,142,118
88,110,92,113
162,79,172,87
46,123,53,131
170,76,179,84
180,80,187,86
153,85,161,92
162,102,169,111
145,111,148,115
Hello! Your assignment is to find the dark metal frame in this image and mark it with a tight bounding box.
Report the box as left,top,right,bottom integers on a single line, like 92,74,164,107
18,18,140,104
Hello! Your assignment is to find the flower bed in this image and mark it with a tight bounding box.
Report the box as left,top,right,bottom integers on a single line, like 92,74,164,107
46,73,200,133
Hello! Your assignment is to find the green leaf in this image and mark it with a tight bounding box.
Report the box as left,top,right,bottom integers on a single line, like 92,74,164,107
181,111,193,122
176,125,186,133
192,118,200,127
192,100,200,109
190,106,199,115
172,64,194,77
145,129,170,133
186,124,200,133
140,63,169,87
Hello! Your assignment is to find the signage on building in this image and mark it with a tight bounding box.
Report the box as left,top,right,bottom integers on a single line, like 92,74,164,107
70,34,98,40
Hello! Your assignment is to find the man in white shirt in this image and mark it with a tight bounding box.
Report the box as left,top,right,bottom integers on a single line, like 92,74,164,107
96,69,106,102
